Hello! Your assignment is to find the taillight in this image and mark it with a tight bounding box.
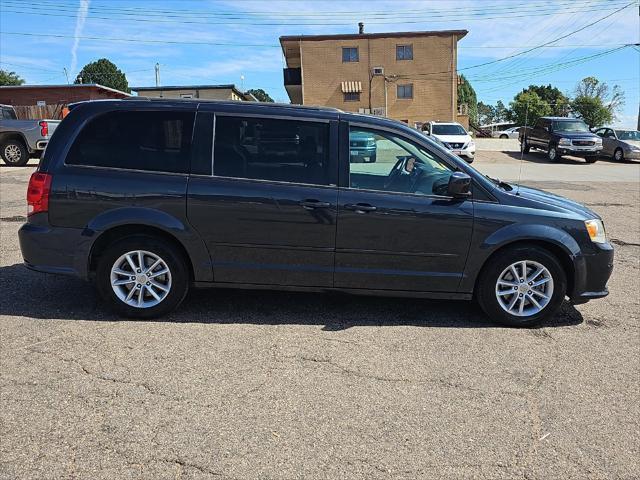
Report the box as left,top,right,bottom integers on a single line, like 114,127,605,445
27,172,52,216
39,120,48,137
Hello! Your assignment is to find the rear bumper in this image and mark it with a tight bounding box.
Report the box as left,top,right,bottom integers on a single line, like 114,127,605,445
18,218,92,280
570,243,614,304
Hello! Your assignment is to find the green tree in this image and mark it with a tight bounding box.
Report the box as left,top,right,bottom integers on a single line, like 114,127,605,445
525,84,569,116
0,69,25,86
457,74,478,123
246,88,274,102
571,95,612,128
494,100,509,122
509,90,552,126
571,76,624,127
75,58,129,93
477,101,496,125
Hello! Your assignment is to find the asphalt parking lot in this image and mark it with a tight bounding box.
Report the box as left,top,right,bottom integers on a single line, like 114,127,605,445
1,149,639,479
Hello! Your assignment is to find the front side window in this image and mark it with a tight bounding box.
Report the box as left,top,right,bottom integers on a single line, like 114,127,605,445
342,47,359,62
348,127,455,197
213,116,330,186
66,110,194,173
397,84,413,99
396,44,413,60
343,92,360,102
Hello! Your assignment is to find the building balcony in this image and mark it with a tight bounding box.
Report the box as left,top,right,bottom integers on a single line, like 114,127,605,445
283,68,301,86
283,68,302,104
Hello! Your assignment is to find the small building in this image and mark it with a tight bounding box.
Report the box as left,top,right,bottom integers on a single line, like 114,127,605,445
280,27,468,128
132,84,257,102
0,83,130,119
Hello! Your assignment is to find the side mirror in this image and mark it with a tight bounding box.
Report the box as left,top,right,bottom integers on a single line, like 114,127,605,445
447,171,472,198
468,131,473,136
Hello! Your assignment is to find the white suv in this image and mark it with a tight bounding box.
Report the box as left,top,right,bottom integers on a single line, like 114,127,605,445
423,122,475,161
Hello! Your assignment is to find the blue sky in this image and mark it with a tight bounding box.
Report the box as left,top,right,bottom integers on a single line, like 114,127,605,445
1,0,638,127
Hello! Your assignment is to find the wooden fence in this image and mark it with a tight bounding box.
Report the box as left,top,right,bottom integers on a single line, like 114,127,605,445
12,104,64,120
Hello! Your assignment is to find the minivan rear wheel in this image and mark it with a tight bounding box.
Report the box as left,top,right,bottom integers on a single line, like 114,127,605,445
476,245,567,327
96,235,189,319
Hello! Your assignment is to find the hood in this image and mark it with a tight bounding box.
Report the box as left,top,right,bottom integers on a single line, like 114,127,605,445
432,133,472,144
508,185,599,219
553,131,599,139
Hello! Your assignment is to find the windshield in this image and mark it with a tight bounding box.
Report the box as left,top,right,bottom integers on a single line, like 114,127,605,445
431,124,467,136
552,120,589,132
615,130,640,141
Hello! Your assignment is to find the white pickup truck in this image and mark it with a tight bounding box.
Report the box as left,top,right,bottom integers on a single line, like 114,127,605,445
0,104,60,166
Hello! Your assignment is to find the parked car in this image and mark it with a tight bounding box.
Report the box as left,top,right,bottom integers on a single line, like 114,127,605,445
492,126,522,139
422,121,475,160
0,104,60,166
420,131,473,163
592,127,640,162
19,99,613,326
349,130,377,163
519,117,602,163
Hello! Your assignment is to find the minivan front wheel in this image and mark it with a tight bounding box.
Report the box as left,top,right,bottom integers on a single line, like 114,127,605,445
96,235,189,318
477,245,566,327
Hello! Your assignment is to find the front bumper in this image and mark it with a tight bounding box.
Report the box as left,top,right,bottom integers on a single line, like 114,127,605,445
558,146,602,157
570,242,614,305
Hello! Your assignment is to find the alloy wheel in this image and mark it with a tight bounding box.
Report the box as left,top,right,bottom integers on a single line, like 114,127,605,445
4,144,22,164
110,250,172,308
495,260,554,317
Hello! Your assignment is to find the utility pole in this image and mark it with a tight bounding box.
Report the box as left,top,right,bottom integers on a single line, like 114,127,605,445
155,63,160,87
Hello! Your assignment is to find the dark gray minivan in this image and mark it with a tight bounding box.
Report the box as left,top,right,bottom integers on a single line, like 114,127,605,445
19,99,613,326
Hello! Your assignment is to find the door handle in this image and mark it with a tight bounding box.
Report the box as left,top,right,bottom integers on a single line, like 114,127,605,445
345,203,377,213
300,199,331,210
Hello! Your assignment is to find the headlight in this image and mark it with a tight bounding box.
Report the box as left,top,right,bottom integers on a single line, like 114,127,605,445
558,138,572,146
593,137,603,144
585,219,607,244
468,141,475,148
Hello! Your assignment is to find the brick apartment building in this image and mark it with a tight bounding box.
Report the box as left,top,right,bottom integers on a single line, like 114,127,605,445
280,27,468,128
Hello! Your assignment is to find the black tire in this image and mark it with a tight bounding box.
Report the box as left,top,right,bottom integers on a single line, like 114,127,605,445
585,156,598,164
370,153,377,163
500,134,508,139
613,148,623,162
476,245,567,327
520,140,530,154
96,235,189,319
1,139,29,166
547,144,559,162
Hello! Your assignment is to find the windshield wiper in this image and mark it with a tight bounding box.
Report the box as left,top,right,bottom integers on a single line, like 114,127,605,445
486,175,513,191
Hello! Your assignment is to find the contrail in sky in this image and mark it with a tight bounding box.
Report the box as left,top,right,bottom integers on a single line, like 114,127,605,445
71,0,90,76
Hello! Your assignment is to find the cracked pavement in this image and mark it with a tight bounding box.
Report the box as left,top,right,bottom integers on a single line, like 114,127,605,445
1,152,639,479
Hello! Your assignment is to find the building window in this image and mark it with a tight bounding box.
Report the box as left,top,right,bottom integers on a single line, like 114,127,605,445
396,44,413,61
344,92,360,102
397,84,413,99
342,47,359,62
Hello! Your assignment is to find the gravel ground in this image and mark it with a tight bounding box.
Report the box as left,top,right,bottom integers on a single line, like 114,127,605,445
1,154,638,479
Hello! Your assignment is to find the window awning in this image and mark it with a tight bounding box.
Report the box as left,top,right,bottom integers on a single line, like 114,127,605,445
341,81,362,93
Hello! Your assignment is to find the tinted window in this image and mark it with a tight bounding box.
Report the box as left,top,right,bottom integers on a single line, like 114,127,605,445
396,44,413,60
552,120,589,132
342,47,359,62
349,127,455,196
2,107,17,120
66,110,194,173
213,116,330,185
397,84,413,99
344,92,360,102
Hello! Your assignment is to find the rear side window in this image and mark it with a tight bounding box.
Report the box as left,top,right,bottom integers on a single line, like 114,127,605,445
213,116,330,185
66,110,194,173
